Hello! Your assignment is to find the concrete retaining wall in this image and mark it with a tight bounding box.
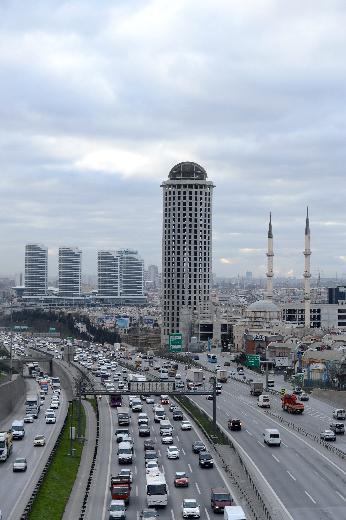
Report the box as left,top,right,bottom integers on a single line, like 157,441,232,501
0,375,25,425
312,389,346,408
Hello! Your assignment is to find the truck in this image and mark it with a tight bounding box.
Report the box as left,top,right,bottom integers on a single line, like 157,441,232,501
25,393,41,418
216,369,228,383
110,394,122,407
281,393,304,414
186,368,204,386
250,382,263,396
117,407,130,426
110,475,131,504
0,431,13,461
211,487,233,513
224,505,247,519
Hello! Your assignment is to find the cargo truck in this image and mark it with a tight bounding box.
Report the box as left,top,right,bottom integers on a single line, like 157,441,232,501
216,369,228,383
281,393,304,414
117,407,130,426
186,368,204,386
0,431,13,461
110,475,131,504
25,393,41,418
250,382,263,396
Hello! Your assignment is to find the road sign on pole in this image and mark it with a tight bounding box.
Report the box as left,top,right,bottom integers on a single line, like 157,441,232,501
169,333,182,352
245,354,260,368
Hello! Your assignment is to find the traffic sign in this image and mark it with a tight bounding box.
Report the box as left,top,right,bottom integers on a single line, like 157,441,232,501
245,354,260,368
129,381,175,393
169,333,182,352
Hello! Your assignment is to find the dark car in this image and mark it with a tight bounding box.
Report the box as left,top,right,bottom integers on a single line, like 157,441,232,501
173,410,183,421
140,509,159,518
199,451,214,468
211,487,232,513
228,418,241,431
193,355,200,360
139,424,151,437
224,361,230,366
330,422,345,435
144,440,156,451
192,441,206,453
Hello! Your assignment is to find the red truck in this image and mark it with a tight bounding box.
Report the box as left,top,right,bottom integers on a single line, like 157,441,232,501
281,393,304,414
110,475,131,504
211,487,233,513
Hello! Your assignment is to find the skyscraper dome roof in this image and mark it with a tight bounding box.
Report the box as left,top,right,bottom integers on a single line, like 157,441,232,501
169,162,207,180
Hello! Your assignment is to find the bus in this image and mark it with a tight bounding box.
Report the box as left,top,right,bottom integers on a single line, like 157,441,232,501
146,470,168,507
109,393,122,407
207,353,217,363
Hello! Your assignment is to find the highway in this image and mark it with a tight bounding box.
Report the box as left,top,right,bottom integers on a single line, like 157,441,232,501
0,377,67,519
140,352,346,520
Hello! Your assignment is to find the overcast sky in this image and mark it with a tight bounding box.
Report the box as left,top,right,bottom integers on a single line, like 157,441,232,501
1,0,346,280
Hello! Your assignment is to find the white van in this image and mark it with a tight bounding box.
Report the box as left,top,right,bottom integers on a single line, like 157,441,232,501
263,428,281,446
224,505,246,519
118,441,133,464
159,419,173,435
11,420,25,440
258,395,270,408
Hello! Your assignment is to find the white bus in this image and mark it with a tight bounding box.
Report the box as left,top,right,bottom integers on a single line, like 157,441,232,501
146,470,168,507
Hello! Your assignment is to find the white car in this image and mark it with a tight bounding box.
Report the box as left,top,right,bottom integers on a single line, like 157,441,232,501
161,435,173,445
182,498,200,518
24,415,34,423
181,421,192,431
45,413,56,424
146,397,154,404
146,461,159,474
50,401,59,409
13,457,27,472
167,445,180,459
118,468,133,483
33,435,46,447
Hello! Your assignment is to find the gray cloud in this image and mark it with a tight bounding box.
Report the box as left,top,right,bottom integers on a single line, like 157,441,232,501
1,0,346,279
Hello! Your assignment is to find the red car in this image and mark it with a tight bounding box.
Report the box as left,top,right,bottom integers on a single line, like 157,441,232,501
160,395,169,405
174,471,189,487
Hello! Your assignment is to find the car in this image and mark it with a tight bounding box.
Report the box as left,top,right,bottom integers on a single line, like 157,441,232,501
45,412,56,424
332,408,346,420
293,387,302,395
173,410,183,421
160,395,169,405
13,457,27,472
118,468,133,483
144,440,156,451
176,381,185,388
175,373,182,380
140,509,159,518
199,451,213,468
206,395,213,400
181,421,192,431
161,434,173,445
174,471,189,487
192,441,206,453
224,361,230,366
320,429,336,441
145,450,158,465
24,415,34,423
299,392,309,401
237,369,244,376
139,424,151,437
329,422,345,435
108,499,126,519
146,461,159,473
167,445,180,459
146,397,154,404
182,498,200,518
118,382,125,389
216,364,221,370
228,418,242,431
50,401,59,409
169,404,177,412
33,435,46,446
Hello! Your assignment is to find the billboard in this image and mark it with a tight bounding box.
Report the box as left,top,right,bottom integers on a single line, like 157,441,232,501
116,317,130,329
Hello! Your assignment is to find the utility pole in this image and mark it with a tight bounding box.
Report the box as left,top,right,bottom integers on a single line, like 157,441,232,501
9,298,13,380
262,360,270,391
69,400,74,455
212,376,217,435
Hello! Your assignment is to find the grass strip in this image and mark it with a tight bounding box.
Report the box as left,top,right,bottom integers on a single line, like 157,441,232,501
29,400,86,520
175,395,228,445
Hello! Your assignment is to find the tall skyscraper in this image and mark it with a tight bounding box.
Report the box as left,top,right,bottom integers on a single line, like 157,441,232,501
303,207,311,328
161,161,215,346
24,243,48,296
58,247,81,297
118,249,144,297
98,250,120,297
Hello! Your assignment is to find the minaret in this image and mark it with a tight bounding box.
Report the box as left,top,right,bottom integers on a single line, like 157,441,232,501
303,207,311,328
266,212,274,300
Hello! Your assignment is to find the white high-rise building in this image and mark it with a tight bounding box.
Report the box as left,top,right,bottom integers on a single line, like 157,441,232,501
118,249,144,298
58,247,81,297
24,243,48,296
161,161,215,346
98,251,120,297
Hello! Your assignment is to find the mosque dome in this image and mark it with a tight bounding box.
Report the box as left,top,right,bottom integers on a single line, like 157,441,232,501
247,300,279,313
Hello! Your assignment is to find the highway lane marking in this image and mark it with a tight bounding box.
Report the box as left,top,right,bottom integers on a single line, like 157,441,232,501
188,463,193,473
158,449,161,456
170,509,175,519
281,442,288,447
134,465,138,475
135,485,138,496
205,507,211,519
176,435,180,442
287,471,296,481
305,491,316,504
195,482,201,494
245,429,253,436
272,455,280,463
102,400,114,520
256,440,264,447
182,447,186,455
336,491,346,501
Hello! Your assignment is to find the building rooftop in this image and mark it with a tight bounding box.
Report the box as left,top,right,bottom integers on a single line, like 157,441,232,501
168,161,207,180
247,299,280,313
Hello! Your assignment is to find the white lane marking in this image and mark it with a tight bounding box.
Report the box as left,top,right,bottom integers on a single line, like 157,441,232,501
305,491,316,504
134,465,138,475
102,400,114,520
256,440,264,447
170,509,175,520
188,463,193,473
176,435,180,442
245,429,253,436
135,485,138,496
195,482,201,494
272,454,280,463
336,491,346,501
158,450,161,457
281,441,288,448
205,507,211,519
167,484,170,496
136,512,140,520
182,447,186,455
287,471,296,481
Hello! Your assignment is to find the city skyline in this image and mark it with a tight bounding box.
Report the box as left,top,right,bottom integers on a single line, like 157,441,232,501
2,2,346,277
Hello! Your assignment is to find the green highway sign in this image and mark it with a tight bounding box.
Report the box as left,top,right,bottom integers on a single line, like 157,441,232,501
245,354,261,368
169,333,183,352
